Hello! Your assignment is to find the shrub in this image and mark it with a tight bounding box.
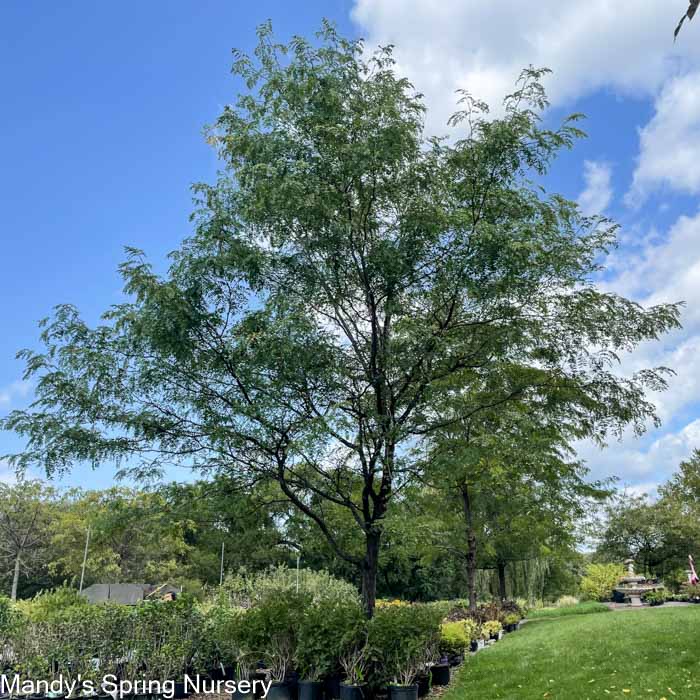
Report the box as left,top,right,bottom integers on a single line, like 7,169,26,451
368,603,442,687
16,586,88,622
580,564,624,602
555,596,580,608
238,590,309,682
295,597,366,682
203,602,254,678
643,589,667,606
219,567,360,608
439,620,479,656
682,583,700,602
503,613,520,626
480,620,502,640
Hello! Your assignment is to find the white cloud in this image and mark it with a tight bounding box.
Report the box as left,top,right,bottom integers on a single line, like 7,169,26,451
579,161,613,215
352,0,697,134
0,459,17,485
628,71,700,203
578,419,700,494
0,380,31,408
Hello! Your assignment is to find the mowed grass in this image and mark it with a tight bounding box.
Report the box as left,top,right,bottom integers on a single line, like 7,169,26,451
526,601,610,619
443,606,700,699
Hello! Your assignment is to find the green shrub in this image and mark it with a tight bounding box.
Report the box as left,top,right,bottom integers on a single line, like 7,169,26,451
295,597,366,682
16,585,88,622
643,589,667,606
219,567,360,608
368,603,442,687
580,564,624,602
238,590,309,682
555,596,579,608
480,620,502,640
439,620,478,656
527,601,610,619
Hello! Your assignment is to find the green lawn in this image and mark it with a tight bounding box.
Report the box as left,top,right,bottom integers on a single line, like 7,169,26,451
443,606,700,699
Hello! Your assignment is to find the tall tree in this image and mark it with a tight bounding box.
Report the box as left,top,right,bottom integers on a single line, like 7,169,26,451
0,480,54,600
2,24,680,616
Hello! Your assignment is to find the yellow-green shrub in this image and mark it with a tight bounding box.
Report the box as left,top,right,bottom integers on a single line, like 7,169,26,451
439,619,479,655
580,564,624,602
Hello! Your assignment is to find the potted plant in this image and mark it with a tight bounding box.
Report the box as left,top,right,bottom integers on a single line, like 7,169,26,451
339,645,369,700
296,598,366,700
240,591,308,700
503,613,520,633
480,620,502,642
643,590,667,607
368,604,442,700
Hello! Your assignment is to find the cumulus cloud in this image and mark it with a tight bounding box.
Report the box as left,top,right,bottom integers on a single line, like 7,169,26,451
578,419,700,495
579,161,613,215
351,0,696,134
628,71,700,203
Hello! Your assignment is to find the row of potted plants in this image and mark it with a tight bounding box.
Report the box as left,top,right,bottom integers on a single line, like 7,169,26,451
1,577,525,700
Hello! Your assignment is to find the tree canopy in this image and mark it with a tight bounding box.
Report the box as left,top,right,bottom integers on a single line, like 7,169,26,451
1,23,681,615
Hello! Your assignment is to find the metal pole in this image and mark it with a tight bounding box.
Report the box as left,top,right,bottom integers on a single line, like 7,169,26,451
220,541,225,586
79,526,91,593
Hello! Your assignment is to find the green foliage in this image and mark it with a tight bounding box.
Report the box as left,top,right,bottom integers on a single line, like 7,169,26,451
219,566,361,608
295,597,367,681
580,564,624,602
480,620,503,640
643,589,667,606
554,595,580,608
368,604,442,686
439,620,479,656
16,585,88,622
237,590,309,682
2,23,680,618
526,601,610,619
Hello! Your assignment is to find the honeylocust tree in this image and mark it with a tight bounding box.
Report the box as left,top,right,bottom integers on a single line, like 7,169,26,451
2,24,680,615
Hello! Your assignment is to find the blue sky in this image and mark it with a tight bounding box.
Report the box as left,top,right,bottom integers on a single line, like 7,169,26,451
2,1,700,494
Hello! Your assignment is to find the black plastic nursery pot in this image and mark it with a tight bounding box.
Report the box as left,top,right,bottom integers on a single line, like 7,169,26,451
232,688,255,700
266,682,293,700
339,684,366,700
173,682,189,700
430,664,450,687
298,681,323,700
448,654,463,667
388,685,418,700
323,675,341,700
416,675,430,698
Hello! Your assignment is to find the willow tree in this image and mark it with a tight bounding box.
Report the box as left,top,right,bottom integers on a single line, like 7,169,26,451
2,23,680,616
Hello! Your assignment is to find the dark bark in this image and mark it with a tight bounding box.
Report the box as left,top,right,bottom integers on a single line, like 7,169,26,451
497,560,507,601
460,483,478,614
362,529,381,618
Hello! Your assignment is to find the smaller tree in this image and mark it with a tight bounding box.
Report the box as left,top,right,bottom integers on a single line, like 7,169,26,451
0,480,54,600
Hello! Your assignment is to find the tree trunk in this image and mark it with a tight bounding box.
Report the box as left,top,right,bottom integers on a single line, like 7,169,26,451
362,529,381,618
11,552,21,601
460,484,478,614
497,560,507,601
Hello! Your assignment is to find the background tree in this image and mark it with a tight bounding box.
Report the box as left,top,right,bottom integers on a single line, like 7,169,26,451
2,24,680,616
0,480,54,600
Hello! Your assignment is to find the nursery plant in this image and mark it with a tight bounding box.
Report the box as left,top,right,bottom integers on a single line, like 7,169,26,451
240,590,308,687
295,597,366,687
368,604,442,691
480,620,503,641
